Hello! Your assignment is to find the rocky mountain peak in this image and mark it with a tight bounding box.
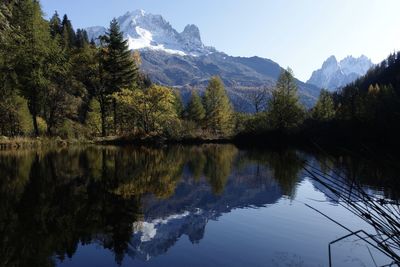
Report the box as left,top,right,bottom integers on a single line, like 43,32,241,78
86,9,209,56
307,55,373,91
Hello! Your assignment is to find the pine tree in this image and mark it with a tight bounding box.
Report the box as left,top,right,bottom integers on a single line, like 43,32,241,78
267,68,305,131
61,14,76,49
203,76,234,135
49,11,62,38
76,29,89,48
312,89,336,121
100,18,138,92
99,18,139,135
186,90,205,124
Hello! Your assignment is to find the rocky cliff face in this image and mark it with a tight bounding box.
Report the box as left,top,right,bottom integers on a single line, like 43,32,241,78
307,55,373,91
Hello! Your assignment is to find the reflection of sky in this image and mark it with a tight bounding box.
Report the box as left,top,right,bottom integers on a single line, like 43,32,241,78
57,178,393,267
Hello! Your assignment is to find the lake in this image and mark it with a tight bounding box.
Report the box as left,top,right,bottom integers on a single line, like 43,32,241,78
0,145,399,267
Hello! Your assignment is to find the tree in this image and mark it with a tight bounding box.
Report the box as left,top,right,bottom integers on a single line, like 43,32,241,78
267,68,305,131
173,90,184,118
61,14,76,49
186,90,205,124
99,18,139,135
113,86,179,135
100,19,138,92
86,99,102,136
49,11,62,38
75,29,89,48
11,0,53,136
203,76,234,135
248,87,268,113
312,89,336,121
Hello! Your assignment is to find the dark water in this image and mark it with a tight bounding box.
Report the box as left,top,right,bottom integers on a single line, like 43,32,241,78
0,145,399,267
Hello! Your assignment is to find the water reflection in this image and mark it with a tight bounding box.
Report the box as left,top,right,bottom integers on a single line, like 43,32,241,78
0,145,398,267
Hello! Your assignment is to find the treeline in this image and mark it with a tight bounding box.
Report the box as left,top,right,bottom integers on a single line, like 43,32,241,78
2,0,400,145
0,0,235,139
238,51,400,145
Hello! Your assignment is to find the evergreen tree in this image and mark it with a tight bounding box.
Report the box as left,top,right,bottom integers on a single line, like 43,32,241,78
203,76,234,135
267,68,305,131
61,14,76,49
173,90,184,118
100,18,138,92
312,89,336,121
75,29,89,48
49,11,62,38
186,90,205,124
99,18,139,135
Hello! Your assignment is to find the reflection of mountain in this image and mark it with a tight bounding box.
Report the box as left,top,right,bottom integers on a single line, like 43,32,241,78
3,146,395,266
128,165,282,261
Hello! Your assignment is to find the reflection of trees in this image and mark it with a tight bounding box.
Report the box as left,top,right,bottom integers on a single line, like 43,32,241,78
183,145,239,195
0,145,308,267
110,146,186,199
239,149,304,198
313,150,400,200
0,146,189,267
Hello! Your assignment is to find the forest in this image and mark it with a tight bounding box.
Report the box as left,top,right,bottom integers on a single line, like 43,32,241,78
1,0,400,145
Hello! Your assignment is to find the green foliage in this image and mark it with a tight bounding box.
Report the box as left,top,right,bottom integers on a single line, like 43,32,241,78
49,11,62,38
113,86,179,135
203,76,234,136
173,90,184,118
96,18,140,136
0,94,33,136
267,68,305,131
186,90,206,124
36,117,48,135
61,14,76,49
11,0,54,136
86,99,102,136
100,18,138,93
312,89,336,121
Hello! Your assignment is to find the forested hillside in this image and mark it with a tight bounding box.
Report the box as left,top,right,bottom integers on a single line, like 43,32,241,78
1,0,399,146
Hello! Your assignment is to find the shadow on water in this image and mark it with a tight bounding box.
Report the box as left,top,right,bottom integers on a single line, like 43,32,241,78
0,145,398,266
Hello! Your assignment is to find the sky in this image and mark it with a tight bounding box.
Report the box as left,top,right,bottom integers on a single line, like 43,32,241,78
40,0,400,81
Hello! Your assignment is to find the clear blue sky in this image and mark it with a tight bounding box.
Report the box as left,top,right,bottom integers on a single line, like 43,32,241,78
40,0,400,81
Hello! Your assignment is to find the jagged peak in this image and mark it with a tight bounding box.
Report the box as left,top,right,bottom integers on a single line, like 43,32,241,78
322,55,338,67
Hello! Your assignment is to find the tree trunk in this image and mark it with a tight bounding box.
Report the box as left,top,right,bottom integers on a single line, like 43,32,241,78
100,98,107,137
113,98,117,135
32,113,39,137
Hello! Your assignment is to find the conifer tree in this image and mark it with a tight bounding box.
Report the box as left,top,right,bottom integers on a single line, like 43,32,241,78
312,89,336,121
49,11,62,38
173,90,184,118
203,76,233,135
76,29,89,48
61,14,76,49
267,68,305,131
99,18,139,135
100,18,138,92
187,90,205,124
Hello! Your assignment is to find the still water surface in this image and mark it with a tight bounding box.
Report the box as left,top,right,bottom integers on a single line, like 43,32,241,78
0,145,398,267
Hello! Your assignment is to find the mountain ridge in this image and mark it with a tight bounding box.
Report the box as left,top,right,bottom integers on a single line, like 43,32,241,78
86,9,320,111
307,55,374,91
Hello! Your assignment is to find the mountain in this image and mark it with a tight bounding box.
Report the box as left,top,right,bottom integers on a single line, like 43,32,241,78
86,9,320,111
86,9,213,56
307,55,374,91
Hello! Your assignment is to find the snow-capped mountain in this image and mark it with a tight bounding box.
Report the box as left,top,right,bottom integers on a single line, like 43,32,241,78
86,9,320,111
307,55,374,91
86,9,213,56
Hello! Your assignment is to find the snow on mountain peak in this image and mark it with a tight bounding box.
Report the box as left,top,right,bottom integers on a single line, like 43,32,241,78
86,10,212,56
307,55,374,91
